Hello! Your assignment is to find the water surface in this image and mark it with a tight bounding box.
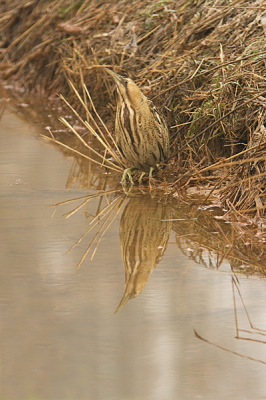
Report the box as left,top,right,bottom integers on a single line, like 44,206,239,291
1,103,266,400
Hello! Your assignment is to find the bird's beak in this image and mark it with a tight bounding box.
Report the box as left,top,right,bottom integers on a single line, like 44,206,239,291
105,68,127,87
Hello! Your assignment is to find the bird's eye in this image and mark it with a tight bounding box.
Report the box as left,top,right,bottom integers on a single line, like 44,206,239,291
122,79,128,89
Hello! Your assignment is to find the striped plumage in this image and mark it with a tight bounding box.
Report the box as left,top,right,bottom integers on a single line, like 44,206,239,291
106,68,169,185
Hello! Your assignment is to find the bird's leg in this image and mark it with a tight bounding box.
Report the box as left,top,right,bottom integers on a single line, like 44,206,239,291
148,167,155,188
121,168,137,186
149,167,154,181
138,171,146,184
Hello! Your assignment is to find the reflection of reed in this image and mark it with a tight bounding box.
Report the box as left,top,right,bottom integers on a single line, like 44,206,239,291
65,156,121,190
171,200,266,276
52,185,266,319
195,276,266,365
115,195,172,313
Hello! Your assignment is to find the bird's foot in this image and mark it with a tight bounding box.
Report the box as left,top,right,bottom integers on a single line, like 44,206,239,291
137,167,155,187
138,172,146,184
121,168,137,186
122,185,134,196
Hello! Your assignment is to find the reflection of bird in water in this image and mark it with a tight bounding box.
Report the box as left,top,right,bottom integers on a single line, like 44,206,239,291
115,194,172,313
106,69,169,185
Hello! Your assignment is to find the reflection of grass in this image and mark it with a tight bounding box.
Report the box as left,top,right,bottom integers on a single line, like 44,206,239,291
195,276,266,366
52,188,173,312
171,197,266,276
51,189,125,268
51,186,266,313
52,187,266,277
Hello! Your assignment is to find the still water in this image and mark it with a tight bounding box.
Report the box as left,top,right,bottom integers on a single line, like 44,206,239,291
1,103,266,400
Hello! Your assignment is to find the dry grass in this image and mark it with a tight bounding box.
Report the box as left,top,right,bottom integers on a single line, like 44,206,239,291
42,78,126,174
1,0,266,216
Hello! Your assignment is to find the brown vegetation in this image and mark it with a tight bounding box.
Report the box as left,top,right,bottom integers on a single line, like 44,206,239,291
1,0,266,217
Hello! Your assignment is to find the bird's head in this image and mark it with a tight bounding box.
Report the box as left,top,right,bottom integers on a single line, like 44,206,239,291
105,68,143,108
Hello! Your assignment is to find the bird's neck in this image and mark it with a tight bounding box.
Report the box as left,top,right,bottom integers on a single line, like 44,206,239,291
130,94,143,110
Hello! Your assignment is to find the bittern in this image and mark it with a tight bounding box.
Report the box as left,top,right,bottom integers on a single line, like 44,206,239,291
106,68,169,185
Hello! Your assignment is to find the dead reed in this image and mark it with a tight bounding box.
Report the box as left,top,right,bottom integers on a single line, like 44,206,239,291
42,77,126,175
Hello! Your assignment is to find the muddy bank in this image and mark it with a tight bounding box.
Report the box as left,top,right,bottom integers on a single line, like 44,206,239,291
1,0,266,217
